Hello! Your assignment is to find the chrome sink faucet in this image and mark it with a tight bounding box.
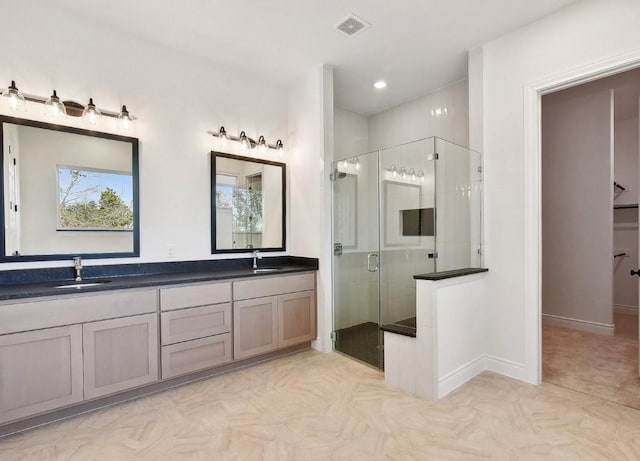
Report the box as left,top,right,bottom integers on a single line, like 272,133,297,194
252,250,262,269
73,256,83,282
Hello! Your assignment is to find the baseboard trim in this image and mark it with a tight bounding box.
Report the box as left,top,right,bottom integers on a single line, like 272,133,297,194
438,355,486,398
542,314,614,336
614,304,639,316
484,355,528,382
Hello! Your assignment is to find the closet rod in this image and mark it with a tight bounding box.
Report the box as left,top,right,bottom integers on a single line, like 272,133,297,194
614,181,627,191
614,252,627,258
614,204,638,209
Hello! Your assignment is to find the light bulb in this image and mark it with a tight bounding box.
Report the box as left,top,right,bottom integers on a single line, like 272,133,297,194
118,105,133,131
82,98,101,126
275,139,284,157
418,170,425,183
218,126,229,147
337,161,344,170
355,157,360,170
239,131,250,153
400,167,407,179
44,90,66,119
391,165,397,177
1,81,26,112
409,168,416,181
257,135,268,155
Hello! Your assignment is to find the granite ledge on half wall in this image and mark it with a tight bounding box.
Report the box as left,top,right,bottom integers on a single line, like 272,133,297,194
0,256,318,302
413,267,488,281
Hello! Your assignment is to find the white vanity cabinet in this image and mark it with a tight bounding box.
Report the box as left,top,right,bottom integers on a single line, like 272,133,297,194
83,313,159,399
0,270,317,429
159,281,233,379
232,273,316,360
0,325,83,423
0,288,158,422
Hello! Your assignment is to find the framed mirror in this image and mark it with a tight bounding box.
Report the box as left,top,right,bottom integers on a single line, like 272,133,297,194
211,152,286,253
0,116,139,261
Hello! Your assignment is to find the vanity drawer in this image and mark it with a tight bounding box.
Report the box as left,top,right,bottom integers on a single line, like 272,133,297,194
233,272,315,301
0,289,158,336
159,282,231,311
160,303,231,345
161,333,232,379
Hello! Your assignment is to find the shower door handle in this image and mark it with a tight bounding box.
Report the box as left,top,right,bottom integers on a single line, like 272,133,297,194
367,253,379,272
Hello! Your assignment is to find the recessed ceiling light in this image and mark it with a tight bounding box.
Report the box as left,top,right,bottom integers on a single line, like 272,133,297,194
374,81,387,89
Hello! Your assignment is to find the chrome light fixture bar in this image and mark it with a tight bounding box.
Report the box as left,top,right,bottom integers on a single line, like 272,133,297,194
208,127,284,156
1,80,136,130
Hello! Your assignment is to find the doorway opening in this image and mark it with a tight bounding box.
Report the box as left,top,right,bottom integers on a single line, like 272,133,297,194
541,67,640,408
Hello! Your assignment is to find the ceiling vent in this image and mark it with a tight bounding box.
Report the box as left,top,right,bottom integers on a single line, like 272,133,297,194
335,14,370,37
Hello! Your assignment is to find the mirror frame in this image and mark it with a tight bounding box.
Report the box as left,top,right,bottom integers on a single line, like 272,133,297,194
0,115,140,262
211,151,286,254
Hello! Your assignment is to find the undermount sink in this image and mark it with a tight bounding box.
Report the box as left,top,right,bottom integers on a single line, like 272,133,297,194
54,280,112,289
252,268,281,273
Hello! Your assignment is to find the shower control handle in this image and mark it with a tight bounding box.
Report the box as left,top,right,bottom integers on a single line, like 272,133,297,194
631,269,640,277
367,253,379,272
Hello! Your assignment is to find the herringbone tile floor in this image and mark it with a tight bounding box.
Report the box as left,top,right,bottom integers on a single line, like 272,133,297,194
2,350,640,460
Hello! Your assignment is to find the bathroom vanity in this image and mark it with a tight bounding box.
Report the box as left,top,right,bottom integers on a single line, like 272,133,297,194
0,259,317,435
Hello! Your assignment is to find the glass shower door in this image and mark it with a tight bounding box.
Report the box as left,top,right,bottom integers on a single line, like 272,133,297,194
332,151,382,368
378,138,436,331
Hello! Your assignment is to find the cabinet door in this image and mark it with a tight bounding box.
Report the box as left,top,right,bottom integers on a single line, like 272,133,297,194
278,290,316,348
83,313,158,399
0,325,83,423
233,296,278,360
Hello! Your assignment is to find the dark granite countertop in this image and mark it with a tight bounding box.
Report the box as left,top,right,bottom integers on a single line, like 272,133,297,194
380,323,417,338
0,256,318,302
413,267,488,281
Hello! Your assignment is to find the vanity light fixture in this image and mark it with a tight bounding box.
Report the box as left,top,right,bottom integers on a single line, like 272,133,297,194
239,131,251,153
275,139,284,157
257,135,268,155
218,126,229,146
82,98,101,125
0,80,136,129
374,80,387,89
1,81,26,112
386,165,425,183
44,90,66,119
117,105,133,131
207,129,285,156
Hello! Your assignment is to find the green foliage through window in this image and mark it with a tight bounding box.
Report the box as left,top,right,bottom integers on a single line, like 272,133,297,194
58,167,133,230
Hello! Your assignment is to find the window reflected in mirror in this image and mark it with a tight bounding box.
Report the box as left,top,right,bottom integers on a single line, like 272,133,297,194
57,166,134,231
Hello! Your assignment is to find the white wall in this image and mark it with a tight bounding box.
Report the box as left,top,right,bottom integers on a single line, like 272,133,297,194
0,0,288,269
288,65,333,352
475,0,640,382
541,87,614,331
368,80,469,152
334,108,368,161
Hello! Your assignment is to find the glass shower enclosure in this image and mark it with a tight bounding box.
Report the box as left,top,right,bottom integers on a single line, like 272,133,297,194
332,137,482,368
